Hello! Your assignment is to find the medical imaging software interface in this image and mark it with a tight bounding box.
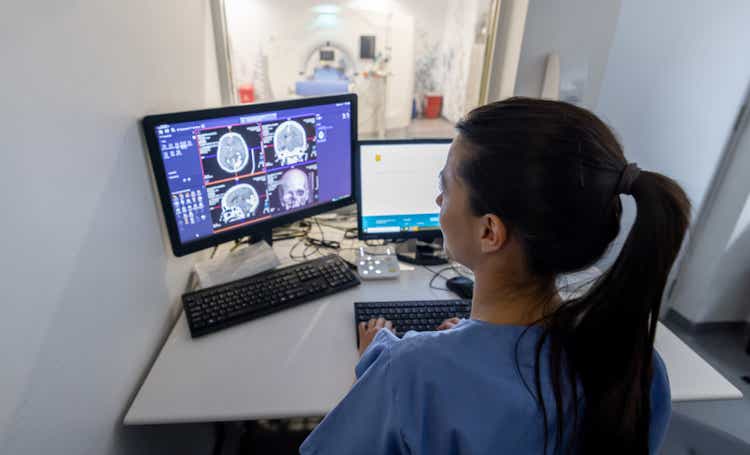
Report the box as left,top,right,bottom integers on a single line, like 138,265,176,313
154,101,353,245
360,142,449,235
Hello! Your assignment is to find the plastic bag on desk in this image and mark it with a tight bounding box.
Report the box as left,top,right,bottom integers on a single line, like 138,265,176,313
192,241,280,289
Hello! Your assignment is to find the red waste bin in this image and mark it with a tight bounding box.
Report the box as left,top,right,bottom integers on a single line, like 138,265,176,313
424,93,443,118
238,84,255,104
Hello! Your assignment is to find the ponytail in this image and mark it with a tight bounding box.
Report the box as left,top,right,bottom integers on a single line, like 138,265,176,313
455,98,691,454
553,171,690,454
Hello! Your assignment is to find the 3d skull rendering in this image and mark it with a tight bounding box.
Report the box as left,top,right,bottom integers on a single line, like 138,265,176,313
278,168,311,210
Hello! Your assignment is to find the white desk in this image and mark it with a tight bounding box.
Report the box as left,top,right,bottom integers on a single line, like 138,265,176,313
124,232,742,425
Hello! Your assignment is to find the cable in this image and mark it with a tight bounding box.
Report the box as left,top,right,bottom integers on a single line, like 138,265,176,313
305,218,341,250
288,221,314,261
272,227,308,241
306,236,341,249
280,216,396,265
229,238,245,253
423,264,461,291
287,218,340,260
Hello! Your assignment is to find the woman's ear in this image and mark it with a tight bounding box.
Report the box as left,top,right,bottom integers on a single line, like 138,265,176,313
479,214,507,253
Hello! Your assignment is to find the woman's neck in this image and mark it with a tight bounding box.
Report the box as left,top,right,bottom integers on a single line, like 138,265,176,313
469,265,558,326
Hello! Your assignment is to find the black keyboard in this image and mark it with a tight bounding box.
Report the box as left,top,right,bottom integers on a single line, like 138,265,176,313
354,299,472,346
183,255,360,337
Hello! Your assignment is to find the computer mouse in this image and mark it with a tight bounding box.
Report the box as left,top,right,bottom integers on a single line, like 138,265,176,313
446,276,474,299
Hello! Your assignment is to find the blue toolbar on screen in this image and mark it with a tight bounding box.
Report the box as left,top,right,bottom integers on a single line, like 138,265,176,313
153,101,352,245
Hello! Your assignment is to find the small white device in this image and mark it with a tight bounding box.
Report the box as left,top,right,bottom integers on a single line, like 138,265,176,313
356,247,400,280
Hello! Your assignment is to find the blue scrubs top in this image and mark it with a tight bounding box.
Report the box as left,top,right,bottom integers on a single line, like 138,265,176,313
300,319,671,454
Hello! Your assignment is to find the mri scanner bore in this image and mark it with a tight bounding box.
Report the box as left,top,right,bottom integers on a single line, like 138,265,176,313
196,119,319,231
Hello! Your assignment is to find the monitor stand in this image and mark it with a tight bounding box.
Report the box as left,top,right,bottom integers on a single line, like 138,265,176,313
395,238,448,266
243,228,273,246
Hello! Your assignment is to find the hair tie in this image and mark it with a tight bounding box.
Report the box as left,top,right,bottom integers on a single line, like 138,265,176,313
616,163,641,195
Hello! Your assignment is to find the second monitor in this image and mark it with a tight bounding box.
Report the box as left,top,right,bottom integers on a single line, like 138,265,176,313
357,138,451,264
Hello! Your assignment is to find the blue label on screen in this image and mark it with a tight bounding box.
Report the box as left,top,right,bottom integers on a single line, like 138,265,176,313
154,102,353,245
362,213,441,234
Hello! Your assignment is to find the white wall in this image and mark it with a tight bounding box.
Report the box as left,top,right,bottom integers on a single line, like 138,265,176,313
515,0,622,108
667,94,750,324
597,0,750,214
412,0,451,101
0,1,219,453
487,0,529,101
596,0,750,323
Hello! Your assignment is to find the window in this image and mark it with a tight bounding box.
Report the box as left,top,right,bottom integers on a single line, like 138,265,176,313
214,0,500,139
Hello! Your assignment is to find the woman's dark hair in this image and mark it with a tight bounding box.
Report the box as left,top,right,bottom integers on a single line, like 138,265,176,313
455,97,690,454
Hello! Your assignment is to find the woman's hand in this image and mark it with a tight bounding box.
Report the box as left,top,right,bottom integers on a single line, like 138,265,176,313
436,317,461,330
358,317,394,357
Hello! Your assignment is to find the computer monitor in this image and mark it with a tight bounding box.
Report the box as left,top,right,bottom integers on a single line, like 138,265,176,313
142,94,357,256
357,138,451,263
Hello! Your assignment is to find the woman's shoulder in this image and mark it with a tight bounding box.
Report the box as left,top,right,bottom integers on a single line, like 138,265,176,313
384,320,542,378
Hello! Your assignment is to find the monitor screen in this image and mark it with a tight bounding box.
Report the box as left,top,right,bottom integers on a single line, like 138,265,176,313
143,95,356,256
358,139,451,239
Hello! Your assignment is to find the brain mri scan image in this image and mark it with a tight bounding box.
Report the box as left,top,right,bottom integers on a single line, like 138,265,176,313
217,132,251,173
278,168,311,210
273,120,309,166
219,183,259,223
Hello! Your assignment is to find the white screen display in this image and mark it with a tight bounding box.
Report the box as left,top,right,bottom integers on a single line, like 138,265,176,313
359,141,450,234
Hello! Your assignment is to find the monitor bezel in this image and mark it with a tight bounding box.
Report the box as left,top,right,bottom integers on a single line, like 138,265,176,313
142,93,358,257
356,138,452,242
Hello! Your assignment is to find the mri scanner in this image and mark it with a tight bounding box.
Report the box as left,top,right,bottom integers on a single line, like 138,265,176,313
288,34,412,136
260,8,414,135
295,41,357,97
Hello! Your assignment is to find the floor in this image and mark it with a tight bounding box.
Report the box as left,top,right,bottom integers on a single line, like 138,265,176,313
360,116,455,140
659,316,750,454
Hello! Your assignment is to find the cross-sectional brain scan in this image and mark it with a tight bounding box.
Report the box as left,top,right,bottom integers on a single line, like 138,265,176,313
278,168,311,210
273,120,309,166
217,132,251,173
219,183,259,223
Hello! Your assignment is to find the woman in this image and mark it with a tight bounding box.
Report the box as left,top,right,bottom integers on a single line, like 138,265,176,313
300,98,689,454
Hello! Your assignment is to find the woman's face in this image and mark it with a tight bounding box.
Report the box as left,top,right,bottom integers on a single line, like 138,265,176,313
436,136,482,269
